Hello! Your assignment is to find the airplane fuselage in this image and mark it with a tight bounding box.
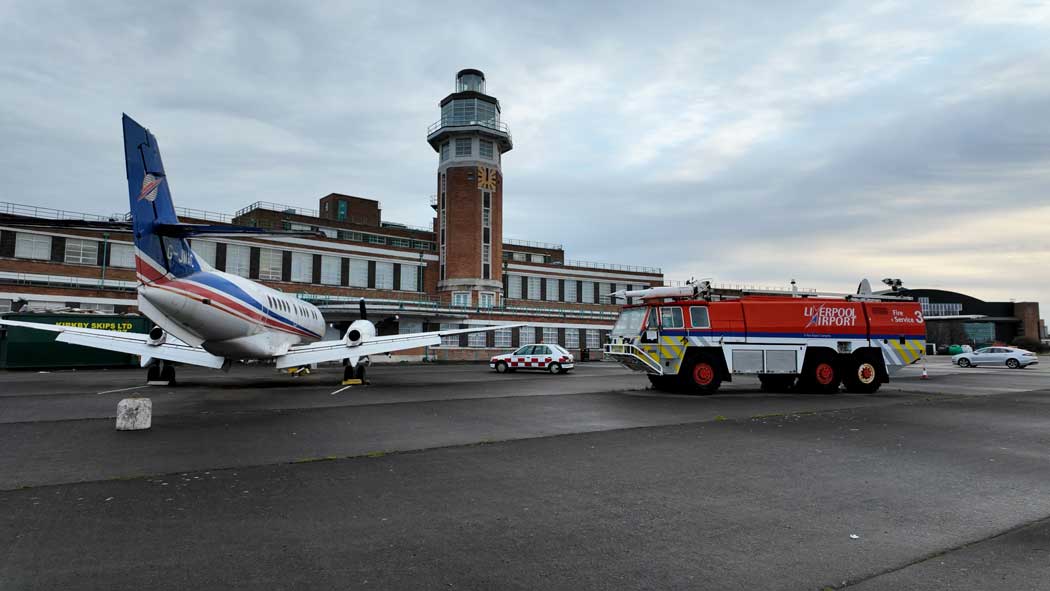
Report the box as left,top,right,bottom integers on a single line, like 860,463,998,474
137,259,326,360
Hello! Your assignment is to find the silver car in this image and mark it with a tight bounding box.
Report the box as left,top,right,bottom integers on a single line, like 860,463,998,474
952,346,1039,369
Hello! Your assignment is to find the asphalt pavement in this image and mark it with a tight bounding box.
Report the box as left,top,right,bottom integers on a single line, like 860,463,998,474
2,357,1049,590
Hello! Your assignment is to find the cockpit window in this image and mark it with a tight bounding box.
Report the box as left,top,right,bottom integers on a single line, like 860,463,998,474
611,307,648,336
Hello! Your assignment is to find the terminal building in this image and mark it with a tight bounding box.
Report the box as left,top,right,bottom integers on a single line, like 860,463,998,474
900,288,1046,350
0,69,664,361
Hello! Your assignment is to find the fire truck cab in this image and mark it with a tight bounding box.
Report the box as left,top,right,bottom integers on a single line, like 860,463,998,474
603,282,926,394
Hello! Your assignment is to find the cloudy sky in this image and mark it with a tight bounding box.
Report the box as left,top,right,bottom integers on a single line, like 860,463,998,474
2,1,1048,311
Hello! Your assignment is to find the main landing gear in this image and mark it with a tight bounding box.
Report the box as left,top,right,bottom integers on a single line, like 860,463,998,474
342,357,370,385
146,360,176,386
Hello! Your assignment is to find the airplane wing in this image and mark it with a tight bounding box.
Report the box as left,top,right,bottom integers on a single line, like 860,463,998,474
0,318,227,369
274,324,522,369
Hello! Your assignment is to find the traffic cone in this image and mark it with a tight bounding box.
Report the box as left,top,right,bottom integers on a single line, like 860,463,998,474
921,366,929,380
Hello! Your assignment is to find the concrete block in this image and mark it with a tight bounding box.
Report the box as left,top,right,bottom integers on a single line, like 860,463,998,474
116,398,152,431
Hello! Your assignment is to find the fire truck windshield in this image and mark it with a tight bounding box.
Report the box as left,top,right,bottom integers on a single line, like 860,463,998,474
611,307,647,336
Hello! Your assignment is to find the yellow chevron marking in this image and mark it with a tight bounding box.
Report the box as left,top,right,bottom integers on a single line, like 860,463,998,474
903,340,921,359
891,340,912,364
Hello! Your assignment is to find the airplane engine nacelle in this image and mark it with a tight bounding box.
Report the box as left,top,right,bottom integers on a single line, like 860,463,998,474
344,319,376,346
148,326,166,347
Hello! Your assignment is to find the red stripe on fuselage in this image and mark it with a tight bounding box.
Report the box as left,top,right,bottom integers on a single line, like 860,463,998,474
157,278,318,340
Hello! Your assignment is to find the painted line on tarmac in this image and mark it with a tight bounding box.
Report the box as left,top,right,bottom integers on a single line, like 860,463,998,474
96,385,150,396
330,385,353,396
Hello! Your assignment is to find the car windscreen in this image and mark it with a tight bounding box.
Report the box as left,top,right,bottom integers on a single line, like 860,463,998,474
611,307,647,336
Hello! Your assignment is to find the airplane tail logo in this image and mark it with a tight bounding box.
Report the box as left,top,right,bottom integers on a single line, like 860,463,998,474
138,173,163,202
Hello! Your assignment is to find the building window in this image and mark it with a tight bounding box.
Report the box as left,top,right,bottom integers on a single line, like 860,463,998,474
508,274,522,299
109,243,136,268
565,329,580,349
440,141,450,161
495,328,512,348
259,248,283,281
14,233,51,261
599,283,612,305
452,291,471,307
468,331,487,348
545,278,559,301
400,265,418,291
512,252,527,262
226,244,250,277
365,234,386,245
348,259,368,287
64,238,98,265
455,137,472,157
479,139,494,159
482,209,490,227
190,240,216,268
291,252,313,283
79,302,115,313
482,244,491,264
530,253,545,263
375,261,394,290
586,329,601,349
320,255,341,285
390,238,412,248
479,292,495,308
581,281,595,303
527,276,542,300
440,323,459,347
542,327,558,345
337,200,348,220
564,280,577,302
519,326,535,345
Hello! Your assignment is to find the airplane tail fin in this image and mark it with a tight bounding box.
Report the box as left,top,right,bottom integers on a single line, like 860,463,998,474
123,114,198,282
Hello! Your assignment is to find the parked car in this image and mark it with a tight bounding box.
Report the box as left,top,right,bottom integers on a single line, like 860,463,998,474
490,344,575,374
952,346,1039,369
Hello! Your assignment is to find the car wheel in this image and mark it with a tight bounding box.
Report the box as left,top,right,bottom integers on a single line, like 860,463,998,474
1006,358,1020,369
495,361,508,374
957,358,971,368
548,362,562,375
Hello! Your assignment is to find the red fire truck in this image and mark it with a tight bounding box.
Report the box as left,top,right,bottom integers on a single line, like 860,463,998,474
603,281,926,394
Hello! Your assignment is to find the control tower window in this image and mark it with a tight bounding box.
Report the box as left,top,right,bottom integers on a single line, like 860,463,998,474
440,141,450,161
457,73,485,93
455,137,472,157
479,140,494,159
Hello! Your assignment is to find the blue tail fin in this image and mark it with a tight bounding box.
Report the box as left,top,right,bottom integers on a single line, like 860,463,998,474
123,114,199,281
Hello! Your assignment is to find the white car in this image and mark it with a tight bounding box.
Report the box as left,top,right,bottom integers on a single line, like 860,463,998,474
490,344,575,374
953,346,1039,369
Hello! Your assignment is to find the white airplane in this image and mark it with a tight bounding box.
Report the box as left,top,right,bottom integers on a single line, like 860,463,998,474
0,115,516,385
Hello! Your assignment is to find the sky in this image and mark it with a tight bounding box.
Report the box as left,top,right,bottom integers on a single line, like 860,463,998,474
1,0,1048,312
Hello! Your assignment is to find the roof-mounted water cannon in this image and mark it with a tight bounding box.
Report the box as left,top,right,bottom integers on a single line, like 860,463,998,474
882,278,904,292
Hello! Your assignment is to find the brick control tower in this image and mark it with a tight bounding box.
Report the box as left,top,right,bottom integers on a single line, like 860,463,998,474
427,69,512,307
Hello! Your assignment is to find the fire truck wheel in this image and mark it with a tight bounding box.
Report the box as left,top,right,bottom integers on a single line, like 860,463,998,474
684,358,722,394
759,375,796,392
843,360,881,394
801,358,840,394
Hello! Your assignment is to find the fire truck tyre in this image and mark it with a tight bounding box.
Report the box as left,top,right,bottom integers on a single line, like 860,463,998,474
843,360,881,394
759,375,796,392
647,375,677,392
495,361,508,374
548,362,562,375
684,358,722,395
802,358,840,394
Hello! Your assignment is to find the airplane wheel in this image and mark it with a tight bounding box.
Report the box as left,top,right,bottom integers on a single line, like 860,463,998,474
354,364,367,383
343,365,354,382
146,365,160,384
160,364,176,386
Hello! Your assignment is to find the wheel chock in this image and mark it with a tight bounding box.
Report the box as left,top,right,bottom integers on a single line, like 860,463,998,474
341,378,363,386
